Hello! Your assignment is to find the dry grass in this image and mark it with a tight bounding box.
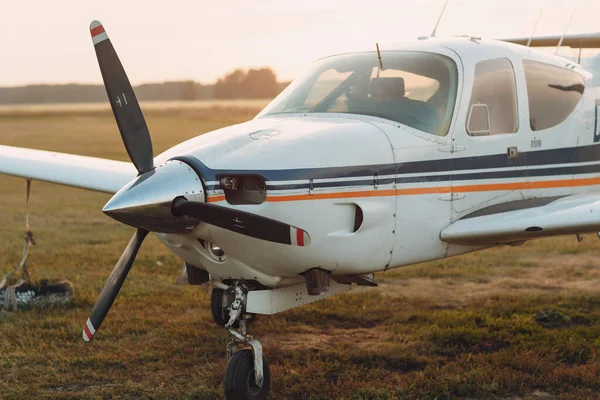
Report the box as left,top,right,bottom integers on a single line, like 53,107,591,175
1,107,600,399
0,99,271,115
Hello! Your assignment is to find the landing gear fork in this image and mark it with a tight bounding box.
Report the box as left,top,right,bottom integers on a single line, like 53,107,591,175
223,282,270,399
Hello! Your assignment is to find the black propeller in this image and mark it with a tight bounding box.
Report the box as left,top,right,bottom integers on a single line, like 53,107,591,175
84,20,310,342
83,229,148,342
172,197,310,247
83,21,154,342
90,20,154,175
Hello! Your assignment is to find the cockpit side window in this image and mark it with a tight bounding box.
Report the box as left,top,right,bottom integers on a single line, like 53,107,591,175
257,51,458,136
467,58,518,136
523,60,585,131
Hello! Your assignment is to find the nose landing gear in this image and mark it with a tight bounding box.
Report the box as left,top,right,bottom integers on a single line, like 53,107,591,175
210,287,236,327
222,283,270,400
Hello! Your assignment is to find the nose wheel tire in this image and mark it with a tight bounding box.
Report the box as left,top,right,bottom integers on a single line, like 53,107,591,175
224,349,270,400
210,288,228,326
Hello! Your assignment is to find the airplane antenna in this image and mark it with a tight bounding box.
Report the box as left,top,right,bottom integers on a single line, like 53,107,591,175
431,0,449,38
526,8,543,47
555,8,577,55
376,43,384,71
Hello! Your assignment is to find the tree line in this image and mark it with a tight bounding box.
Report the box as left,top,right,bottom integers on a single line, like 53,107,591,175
0,68,289,105
213,68,279,99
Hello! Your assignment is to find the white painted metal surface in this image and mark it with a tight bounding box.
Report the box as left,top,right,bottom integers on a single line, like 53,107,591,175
246,281,352,315
0,145,136,193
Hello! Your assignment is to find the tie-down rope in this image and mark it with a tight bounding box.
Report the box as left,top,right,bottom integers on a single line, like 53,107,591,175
1,179,35,312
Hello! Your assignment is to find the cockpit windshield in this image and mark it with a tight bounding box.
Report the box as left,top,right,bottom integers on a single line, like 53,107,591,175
257,51,458,136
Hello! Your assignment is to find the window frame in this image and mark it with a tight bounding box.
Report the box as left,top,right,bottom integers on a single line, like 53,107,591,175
467,103,491,136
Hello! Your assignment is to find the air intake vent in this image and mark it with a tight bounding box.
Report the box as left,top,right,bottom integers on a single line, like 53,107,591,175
525,226,543,232
353,205,364,233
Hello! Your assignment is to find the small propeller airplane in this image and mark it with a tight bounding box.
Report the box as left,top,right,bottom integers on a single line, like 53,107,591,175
2,20,600,399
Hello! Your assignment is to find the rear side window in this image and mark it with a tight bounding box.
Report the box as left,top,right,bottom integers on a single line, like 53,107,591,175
523,60,585,131
467,58,518,135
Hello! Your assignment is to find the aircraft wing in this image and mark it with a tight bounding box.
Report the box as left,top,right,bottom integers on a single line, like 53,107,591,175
0,145,136,194
499,32,600,49
441,194,600,245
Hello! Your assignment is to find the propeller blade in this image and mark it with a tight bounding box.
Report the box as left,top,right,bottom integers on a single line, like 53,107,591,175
82,228,148,342
172,198,310,246
89,20,154,175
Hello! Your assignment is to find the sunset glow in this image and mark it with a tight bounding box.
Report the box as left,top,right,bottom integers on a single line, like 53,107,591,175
0,0,598,86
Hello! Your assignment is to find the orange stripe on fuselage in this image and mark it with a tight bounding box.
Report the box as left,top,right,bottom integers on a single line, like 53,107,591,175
207,195,226,203
205,176,600,203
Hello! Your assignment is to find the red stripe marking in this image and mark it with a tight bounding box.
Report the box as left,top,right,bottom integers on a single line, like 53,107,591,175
296,229,304,247
84,325,94,341
90,25,105,38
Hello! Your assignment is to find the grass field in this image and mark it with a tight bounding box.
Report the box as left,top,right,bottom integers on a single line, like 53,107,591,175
1,106,600,399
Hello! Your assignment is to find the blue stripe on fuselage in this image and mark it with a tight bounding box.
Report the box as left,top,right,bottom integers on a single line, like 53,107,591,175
173,143,600,191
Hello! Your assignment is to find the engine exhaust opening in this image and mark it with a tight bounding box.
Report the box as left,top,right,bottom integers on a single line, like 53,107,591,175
303,268,330,296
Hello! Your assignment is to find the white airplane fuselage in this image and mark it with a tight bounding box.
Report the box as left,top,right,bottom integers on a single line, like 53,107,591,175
143,38,600,288
5,24,600,399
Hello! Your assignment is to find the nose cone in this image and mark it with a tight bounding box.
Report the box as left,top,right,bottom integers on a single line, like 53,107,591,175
103,160,205,233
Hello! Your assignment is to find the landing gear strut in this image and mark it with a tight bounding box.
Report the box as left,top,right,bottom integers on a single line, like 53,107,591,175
222,283,270,400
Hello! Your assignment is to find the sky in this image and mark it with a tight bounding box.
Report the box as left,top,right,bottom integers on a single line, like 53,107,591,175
1,0,599,86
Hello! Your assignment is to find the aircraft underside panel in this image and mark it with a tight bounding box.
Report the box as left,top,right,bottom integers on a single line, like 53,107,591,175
246,281,352,314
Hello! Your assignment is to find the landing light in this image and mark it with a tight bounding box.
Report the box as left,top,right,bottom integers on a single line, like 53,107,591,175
219,175,267,205
220,176,240,191
206,241,226,262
